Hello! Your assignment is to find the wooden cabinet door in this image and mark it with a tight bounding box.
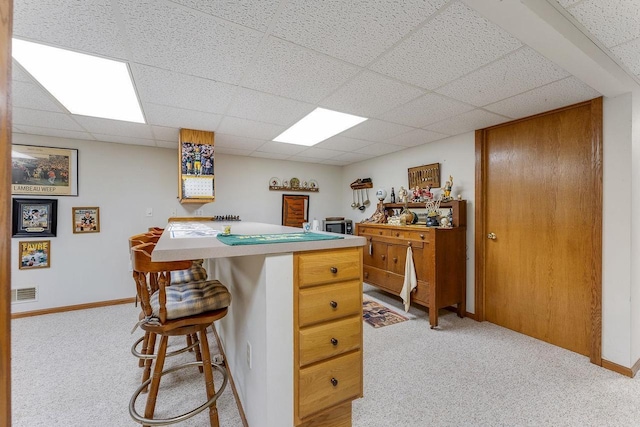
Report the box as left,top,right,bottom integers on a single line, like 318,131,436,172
364,240,387,270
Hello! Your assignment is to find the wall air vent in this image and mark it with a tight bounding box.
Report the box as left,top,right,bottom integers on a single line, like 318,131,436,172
11,287,37,303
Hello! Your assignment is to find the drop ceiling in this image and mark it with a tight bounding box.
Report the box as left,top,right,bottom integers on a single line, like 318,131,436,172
10,0,640,166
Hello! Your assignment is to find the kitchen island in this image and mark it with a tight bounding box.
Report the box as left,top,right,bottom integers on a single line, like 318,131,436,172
153,222,366,427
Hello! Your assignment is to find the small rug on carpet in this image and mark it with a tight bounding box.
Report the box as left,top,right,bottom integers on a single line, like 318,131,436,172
362,296,409,328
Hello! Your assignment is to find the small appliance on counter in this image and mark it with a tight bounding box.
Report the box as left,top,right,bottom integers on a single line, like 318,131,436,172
323,217,353,234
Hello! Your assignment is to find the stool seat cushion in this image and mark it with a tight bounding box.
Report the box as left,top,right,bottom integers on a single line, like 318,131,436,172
170,259,207,284
150,280,231,320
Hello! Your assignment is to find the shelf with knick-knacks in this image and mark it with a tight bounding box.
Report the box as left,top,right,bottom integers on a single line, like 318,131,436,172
383,199,466,227
268,177,319,192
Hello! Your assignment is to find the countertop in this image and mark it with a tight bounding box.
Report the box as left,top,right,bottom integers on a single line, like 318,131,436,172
152,221,366,262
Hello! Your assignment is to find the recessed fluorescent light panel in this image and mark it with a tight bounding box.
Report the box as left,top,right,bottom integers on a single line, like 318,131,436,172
12,38,145,123
273,107,367,146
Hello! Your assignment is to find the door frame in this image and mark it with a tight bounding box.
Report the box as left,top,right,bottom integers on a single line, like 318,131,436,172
474,98,602,365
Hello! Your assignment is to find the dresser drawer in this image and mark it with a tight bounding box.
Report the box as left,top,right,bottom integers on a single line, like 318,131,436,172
389,229,431,243
298,316,361,366
297,248,360,288
298,280,361,327
298,350,362,420
358,226,391,237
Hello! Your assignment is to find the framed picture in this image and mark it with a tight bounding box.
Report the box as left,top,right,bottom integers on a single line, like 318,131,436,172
11,144,79,196
178,128,215,204
282,194,309,227
72,207,100,233
18,240,51,270
12,198,58,237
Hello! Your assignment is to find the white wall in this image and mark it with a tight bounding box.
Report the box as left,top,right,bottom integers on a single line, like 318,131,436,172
10,134,343,313
341,133,476,312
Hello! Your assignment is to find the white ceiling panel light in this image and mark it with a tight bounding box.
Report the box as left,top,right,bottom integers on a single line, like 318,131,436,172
273,107,367,146
12,38,145,123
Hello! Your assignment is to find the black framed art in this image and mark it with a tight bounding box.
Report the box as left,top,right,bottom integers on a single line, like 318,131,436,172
12,198,58,237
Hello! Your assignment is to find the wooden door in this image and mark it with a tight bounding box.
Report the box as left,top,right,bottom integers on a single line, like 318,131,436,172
1,0,12,424
477,99,602,361
282,194,309,227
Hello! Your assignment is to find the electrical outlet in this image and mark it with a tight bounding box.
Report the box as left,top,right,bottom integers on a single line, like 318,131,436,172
246,341,252,369
145,207,153,217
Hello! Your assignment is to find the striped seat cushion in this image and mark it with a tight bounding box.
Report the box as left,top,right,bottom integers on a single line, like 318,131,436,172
150,280,231,320
170,259,207,284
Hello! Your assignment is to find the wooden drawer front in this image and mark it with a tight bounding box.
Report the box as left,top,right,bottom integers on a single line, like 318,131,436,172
390,229,431,243
358,226,391,237
298,316,361,366
299,280,361,327
298,248,360,288
363,266,403,294
412,281,431,306
298,351,362,420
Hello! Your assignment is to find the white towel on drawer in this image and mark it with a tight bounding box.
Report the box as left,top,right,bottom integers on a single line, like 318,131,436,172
400,246,417,312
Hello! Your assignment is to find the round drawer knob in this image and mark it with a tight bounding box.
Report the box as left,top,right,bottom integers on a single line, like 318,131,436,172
364,272,369,279
331,338,338,346
381,255,386,260
330,300,338,309
420,234,425,239
393,257,397,263
331,378,338,387
330,267,338,274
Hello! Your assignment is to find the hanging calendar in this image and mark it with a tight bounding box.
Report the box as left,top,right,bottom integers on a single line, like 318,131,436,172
178,129,215,204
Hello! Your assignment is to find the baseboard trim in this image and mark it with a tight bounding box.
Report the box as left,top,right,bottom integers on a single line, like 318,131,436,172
464,311,478,321
601,358,639,378
11,297,135,319
211,325,249,427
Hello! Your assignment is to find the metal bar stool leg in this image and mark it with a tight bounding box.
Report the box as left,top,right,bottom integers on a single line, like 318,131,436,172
199,326,220,427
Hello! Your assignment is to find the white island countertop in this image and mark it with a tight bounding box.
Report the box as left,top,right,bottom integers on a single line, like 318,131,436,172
152,221,365,262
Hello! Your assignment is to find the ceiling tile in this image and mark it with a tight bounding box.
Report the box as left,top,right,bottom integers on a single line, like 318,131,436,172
424,109,510,135
249,151,291,160
611,38,640,78
12,62,35,82
214,134,267,151
370,2,522,89
341,119,415,142
436,47,570,107
119,0,263,84
143,103,222,131
287,155,327,163
320,71,425,117
484,77,601,119
12,81,65,113
253,141,306,155
314,135,374,152
151,125,179,142
564,0,640,47
242,37,361,103
215,146,256,157
355,142,405,156
331,152,376,163
272,0,447,66
168,0,281,31
13,0,128,59
387,129,448,147
15,125,95,141
91,134,157,147
217,116,285,141
13,108,86,132
321,158,351,166
377,93,475,127
73,116,154,139
557,0,582,6
131,64,237,114
226,88,315,126
295,147,345,160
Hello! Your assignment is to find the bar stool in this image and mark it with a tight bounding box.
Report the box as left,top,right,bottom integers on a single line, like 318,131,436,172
129,242,231,426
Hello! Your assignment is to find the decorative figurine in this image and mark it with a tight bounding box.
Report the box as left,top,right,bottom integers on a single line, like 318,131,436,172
443,175,453,200
422,185,433,200
362,200,387,224
397,186,408,203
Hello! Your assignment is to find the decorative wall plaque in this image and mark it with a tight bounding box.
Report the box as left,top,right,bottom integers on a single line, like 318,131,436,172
408,163,440,189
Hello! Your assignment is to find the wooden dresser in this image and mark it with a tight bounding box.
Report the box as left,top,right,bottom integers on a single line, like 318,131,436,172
356,222,466,328
293,247,364,427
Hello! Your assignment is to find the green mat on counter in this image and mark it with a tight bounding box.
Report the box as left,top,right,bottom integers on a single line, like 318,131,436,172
217,232,343,246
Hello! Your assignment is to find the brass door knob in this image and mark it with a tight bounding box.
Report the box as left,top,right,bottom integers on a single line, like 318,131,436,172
487,232,497,240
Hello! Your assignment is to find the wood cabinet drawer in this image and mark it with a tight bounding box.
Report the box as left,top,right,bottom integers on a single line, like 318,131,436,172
298,350,362,420
358,226,391,236
297,248,360,288
363,266,403,294
389,229,431,243
298,280,361,327
298,316,361,366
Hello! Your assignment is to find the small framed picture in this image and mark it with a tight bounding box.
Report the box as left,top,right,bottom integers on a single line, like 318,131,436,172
72,207,100,233
12,198,58,237
18,240,51,270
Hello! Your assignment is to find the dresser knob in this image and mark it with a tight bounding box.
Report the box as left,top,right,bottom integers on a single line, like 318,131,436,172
330,267,338,274
364,272,369,279
381,255,386,260
330,300,338,309
331,338,338,346
331,377,338,387
420,234,424,239
393,257,397,263
396,232,400,237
